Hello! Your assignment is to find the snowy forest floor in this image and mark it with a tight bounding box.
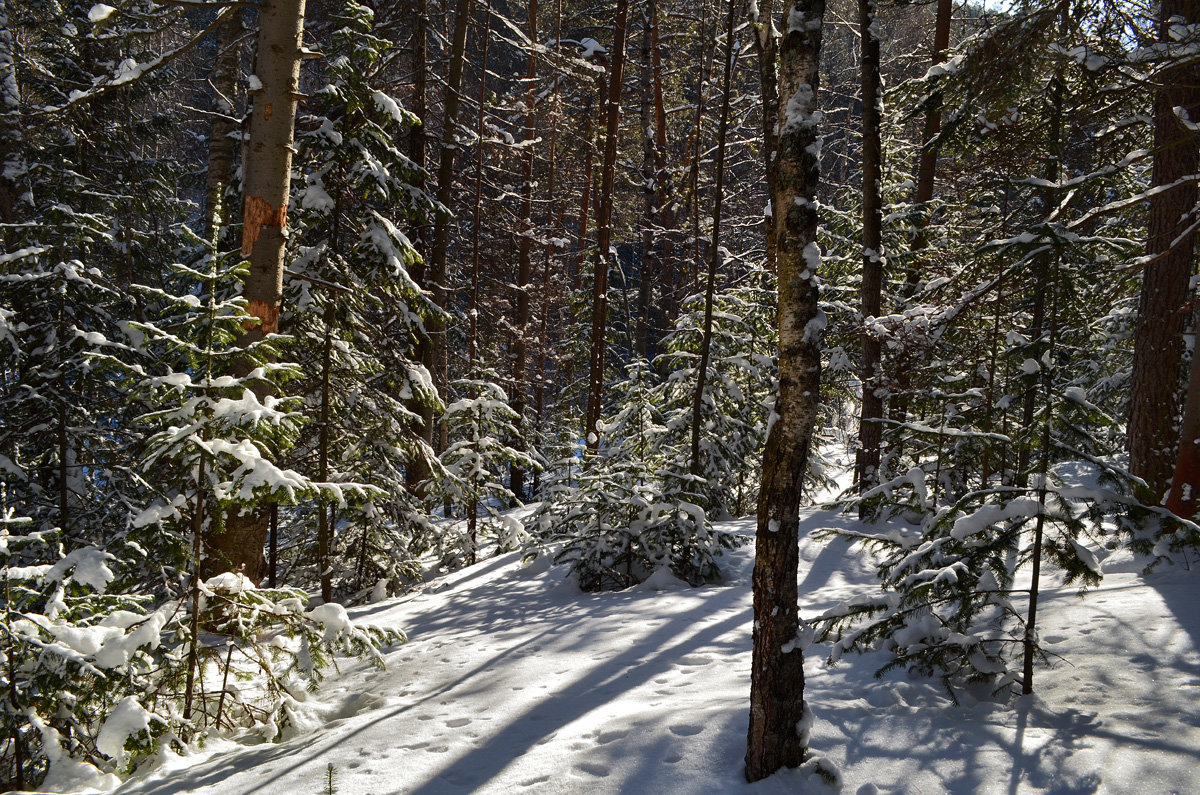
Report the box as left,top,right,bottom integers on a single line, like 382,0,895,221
109,510,1200,795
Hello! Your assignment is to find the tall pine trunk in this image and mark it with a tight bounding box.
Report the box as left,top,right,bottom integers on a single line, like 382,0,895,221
0,0,19,251
426,0,474,472
746,0,825,782
1168,304,1200,519
511,0,538,501
406,0,434,494
887,0,950,446
689,0,739,479
204,9,242,241
209,0,306,582
750,0,779,274
855,0,884,500
584,0,631,452
1128,0,1200,500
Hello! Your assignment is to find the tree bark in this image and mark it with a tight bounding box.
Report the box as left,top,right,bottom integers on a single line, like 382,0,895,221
1128,0,1200,501
636,11,659,361
750,0,779,275
0,0,19,251
204,9,242,241
406,0,434,494
649,0,677,335
1168,305,1200,519
584,0,631,452
855,0,884,500
886,0,950,447
426,0,474,469
317,310,333,603
511,0,538,501
746,0,825,782
690,0,739,479
210,0,306,583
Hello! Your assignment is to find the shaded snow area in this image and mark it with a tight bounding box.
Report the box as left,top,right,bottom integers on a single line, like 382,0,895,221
113,512,1200,794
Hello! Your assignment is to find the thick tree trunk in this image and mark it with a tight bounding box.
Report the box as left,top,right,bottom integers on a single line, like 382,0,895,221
210,0,306,583
1128,0,1200,500
204,9,242,241
1168,305,1200,519
746,0,825,782
690,0,739,479
584,0,630,452
855,0,884,500
511,0,538,502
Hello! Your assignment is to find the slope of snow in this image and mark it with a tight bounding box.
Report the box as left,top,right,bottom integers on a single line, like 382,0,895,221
112,510,1200,794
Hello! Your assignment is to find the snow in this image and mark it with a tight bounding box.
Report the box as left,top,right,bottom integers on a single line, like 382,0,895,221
103,507,1200,795
578,38,605,59
87,3,116,22
372,90,407,125
97,698,158,764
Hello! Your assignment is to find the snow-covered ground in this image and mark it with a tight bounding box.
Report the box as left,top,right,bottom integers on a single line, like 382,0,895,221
111,510,1200,794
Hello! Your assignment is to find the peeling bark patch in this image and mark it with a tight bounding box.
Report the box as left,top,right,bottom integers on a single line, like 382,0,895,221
241,195,288,255
244,299,280,335
264,102,273,122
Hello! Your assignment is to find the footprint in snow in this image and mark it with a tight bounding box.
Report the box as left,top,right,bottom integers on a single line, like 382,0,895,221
574,762,610,777
669,724,704,736
445,717,471,728
595,729,627,744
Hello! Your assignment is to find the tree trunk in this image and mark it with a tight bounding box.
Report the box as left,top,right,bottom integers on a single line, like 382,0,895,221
584,0,631,452
1018,4,1066,487
1167,305,1200,519
204,9,242,241
746,0,825,782
1128,0,1200,501
210,0,306,583
511,0,538,502
533,0,563,499
750,0,780,275
636,13,658,361
690,0,739,479
886,0,950,447
0,0,19,251
317,310,333,603
649,0,677,334
406,0,434,494
426,0,474,469
855,0,884,501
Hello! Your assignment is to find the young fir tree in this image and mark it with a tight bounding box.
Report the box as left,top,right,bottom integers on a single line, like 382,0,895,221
533,359,739,591
654,265,778,518
285,0,443,599
438,374,537,566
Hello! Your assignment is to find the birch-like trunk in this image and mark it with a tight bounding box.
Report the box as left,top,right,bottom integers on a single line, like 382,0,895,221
746,0,825,782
